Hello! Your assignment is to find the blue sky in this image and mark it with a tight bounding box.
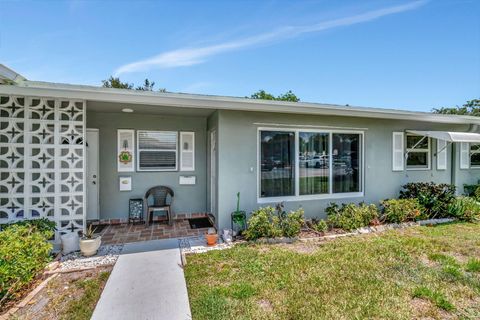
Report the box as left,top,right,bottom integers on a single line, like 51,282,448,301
1,0,479,111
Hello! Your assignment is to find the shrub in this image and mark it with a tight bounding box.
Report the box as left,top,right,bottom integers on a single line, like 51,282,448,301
447,197,480,222
399,182,456,218
0,224,53,306
1,218,56,238
326,202,379,231
244,204,304,240
279,208,304,238
306,218,328,233
463,180,480,197
380,198,423,223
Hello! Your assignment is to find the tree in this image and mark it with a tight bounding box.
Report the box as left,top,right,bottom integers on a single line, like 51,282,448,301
102,77,167,92
249,90,300,102
433,99,480,116
101,77,133,89
135,79,155,91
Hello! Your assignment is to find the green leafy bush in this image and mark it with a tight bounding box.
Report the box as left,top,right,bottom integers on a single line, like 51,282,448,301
326,203,379,231
306,218,328,233
279,208,304,238
399,182,456,218
381,198,423,223
463,180,480,197
0,224,53,305
447,197,480,222
244,205,304,240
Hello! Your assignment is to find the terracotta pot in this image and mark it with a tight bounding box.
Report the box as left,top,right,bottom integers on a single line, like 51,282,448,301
79,236,102,257
205,233,218,246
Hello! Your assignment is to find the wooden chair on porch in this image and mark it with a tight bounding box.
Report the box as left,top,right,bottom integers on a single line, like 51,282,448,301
144,186,174,226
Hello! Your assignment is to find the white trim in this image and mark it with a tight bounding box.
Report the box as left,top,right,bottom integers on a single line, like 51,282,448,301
256,126,365,203
136,130,178,172
180,131,195,171
460,142,470,169
253,122,369,131
117,129,135,172
436,139,447,170
405,133,431,171
2,82,480,125
392,132,405,171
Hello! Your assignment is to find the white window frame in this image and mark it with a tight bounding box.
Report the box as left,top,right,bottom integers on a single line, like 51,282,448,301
136,130,178,172
405,134,431,171
180,131,195,171
470,143,480,169
257,127,365,203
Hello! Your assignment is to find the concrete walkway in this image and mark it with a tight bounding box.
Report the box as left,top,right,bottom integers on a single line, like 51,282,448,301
91,238,192,320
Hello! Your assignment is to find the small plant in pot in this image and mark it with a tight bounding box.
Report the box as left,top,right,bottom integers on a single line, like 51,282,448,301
205,227,218,246
79,225,102,257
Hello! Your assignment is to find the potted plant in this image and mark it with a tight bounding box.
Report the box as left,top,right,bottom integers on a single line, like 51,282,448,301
231,192,247,237
205,227,218,246
79,225,101,256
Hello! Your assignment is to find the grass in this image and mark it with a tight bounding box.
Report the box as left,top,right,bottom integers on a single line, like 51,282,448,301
185,222,480,320
61,271,110,320
13,268,111,320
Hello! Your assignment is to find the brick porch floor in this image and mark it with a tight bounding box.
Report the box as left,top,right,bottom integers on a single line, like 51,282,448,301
97,219,213,245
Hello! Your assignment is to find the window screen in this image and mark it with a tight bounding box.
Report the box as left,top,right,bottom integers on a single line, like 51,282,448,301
137,131,177,171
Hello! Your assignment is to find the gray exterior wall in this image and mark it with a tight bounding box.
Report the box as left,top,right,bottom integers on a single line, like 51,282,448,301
215,110,480,230
86,111,208,220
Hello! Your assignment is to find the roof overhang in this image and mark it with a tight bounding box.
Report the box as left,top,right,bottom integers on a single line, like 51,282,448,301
406,130,480,143
1,79,480,125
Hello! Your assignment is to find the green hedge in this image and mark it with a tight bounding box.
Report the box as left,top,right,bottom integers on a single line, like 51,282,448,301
244,206,304,240
326,203,379,231
0,220,54,307
381,198,423,223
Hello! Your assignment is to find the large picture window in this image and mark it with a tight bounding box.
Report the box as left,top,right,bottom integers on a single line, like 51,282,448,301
333,133,361,193
259,129,363,200
260,131,295,197
299,132,329,195
137,131,177,171
406,134,430,169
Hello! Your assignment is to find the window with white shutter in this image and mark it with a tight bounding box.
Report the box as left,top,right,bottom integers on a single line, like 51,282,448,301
436,139,447,170
470,144,480,168
180,132,195,171
460,142,470,169
137,131,177,171
392,132,404,171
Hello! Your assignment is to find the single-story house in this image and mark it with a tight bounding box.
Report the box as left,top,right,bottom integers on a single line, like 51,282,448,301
1,64,480,243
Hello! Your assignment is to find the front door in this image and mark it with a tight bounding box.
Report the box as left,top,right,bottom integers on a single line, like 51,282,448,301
86,128,99,220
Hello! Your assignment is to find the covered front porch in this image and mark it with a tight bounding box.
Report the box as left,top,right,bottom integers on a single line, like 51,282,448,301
85,99,219,241
91,213,212,245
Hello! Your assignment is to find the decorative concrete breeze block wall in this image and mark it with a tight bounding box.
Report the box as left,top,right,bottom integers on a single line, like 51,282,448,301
0,95,86,242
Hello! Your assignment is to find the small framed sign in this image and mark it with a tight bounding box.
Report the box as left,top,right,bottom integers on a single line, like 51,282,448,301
179,175,196,185
119,176,132,191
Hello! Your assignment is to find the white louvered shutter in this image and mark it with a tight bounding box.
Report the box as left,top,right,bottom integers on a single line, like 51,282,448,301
392,132,405,171
180,132,195,171
460,142,470,169
436,139,447,170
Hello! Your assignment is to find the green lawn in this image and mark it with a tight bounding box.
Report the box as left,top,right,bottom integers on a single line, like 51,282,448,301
185,223,480,320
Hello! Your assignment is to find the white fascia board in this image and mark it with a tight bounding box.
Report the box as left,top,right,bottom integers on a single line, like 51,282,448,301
1,82,480,125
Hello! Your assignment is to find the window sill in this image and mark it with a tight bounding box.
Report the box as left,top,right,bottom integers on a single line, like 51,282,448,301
257,192,364,204
406,167,431,171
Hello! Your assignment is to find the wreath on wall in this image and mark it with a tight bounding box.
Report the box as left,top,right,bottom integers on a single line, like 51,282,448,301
119,150,132,164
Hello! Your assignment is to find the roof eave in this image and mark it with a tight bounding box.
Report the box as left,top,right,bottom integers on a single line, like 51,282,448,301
1,82,479,125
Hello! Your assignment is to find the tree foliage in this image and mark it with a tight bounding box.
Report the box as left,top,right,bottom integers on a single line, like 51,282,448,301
433,99,480,116
102,77,166,92
249,90,300,102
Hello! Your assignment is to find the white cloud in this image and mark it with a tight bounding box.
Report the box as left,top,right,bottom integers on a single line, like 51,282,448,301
115,1,427,75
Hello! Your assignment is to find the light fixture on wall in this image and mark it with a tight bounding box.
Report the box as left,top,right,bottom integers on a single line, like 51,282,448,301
122,108,134,113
